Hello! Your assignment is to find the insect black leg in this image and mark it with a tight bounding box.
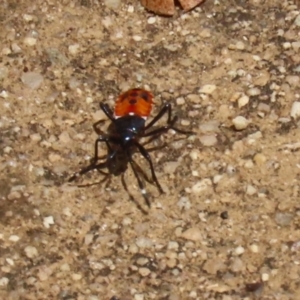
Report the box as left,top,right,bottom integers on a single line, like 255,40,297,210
144,103,194,135
100,103,115,122
68,162,107,182
144,103,169,130
127,150,151,207
135,142,164,194
69,137,119,182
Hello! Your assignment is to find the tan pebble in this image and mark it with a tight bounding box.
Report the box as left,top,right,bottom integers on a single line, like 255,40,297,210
232,116,249,130
199,84,216,94
23,36,37,46
181,227,202,242
68,44,80,55
238,95,249,108
7,191,21,200
72,273,82,281
261,273,269,281
191,178,212,194
186,94,200,103
199,134,217,146
59,131,72,144
24,246,38,258
9,235,20,242
199,28,211,38
253,153,266,165
235,246,245,255
249,244,259,253
166,258,177,268
236,41,245,50
30,133,42,142
138,267,151,277
48,153,61,162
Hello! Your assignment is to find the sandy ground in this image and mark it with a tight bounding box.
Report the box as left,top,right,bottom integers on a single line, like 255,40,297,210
1,0,300,299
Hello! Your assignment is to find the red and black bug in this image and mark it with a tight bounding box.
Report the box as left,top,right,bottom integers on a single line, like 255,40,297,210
69,88,193,206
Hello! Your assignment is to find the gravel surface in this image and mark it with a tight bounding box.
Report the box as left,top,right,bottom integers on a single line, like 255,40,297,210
1,1,300,299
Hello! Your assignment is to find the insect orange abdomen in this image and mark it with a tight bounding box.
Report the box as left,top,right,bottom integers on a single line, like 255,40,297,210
114,88,154,119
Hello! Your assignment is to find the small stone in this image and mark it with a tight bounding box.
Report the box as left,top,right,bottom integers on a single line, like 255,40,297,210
235,246,245,255
23,36,37,46
236,41,245,50
60,263,70,271
191,178,212,194
294,14,300,27
134,294,144,300
249,244,259,253
24,246,38,258
199,134,218,146
21,72,44,89
147,16,156,24
59,131,72,144
136,257,149,266
186,94,201,103
253,153,266,165
138,267,151,277
199,121,220,133
9,235,20,242
177,197,191,210
246,185,257,195
163,161,180,174
43,216,54,228
68,44,80,55
230,257,245,272
84,233,94,245
136,237,153,248
168,241,179,250
232,116,249,130
37,266,52,281
72,273,82,281
290,101,300,119
104,0,121,9
238,95,249,108
257,102,270,113
181,227,202,242
0,277,9,287
133,35,142,42
166,258,177,268
202,258,226,275
247,87,261,96
261,273,269,282
275,212,293,226
199,84,216,94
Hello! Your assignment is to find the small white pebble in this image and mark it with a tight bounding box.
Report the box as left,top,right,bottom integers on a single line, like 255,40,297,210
261,273,269,281
235,246,245,255
68,44,80,55
192,178,212,194
72,273,82,281
238,95,249,108
23,36,37,46
236,41,245,50
0,277,9,287
290,101,300,119
133,35,142,42
6,258,14,266
9,235,20,242
24,246,38,258
138,267,151,277
147,16,156,24
232,116,249,130
127,4,134,12
199,84,216,94
43,216,54,228
249,244,259,253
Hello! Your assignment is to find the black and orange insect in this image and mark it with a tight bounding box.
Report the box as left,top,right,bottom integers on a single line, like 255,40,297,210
69,88,193,206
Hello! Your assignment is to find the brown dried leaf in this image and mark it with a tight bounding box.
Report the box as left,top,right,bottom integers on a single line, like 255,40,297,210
140,0,175,15
141,0,205,16
179,0,205,11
